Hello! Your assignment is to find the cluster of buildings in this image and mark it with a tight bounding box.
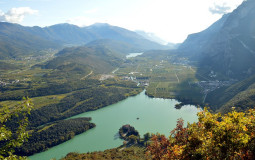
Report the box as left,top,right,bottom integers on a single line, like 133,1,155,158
21,54,54,61
122,75,149,87
16,49,57,61
0,79,20,87
192,80,236,95
99,74,115,81
172,57,190,66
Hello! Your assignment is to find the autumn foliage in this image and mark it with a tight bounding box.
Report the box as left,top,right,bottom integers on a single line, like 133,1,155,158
147,108,255,160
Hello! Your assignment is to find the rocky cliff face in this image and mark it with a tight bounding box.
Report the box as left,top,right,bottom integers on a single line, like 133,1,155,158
179,0,255,79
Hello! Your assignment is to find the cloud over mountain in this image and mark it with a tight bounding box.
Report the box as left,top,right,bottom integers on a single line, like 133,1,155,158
209,4,231,14
0,7,38,23
208,0,244,15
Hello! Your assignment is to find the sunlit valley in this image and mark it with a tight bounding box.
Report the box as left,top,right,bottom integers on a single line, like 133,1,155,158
1,0,255,160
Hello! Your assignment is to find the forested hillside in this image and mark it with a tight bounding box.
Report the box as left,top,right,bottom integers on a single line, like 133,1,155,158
0,22,60,59
45,45,123,74
16,118,95,156
206,74,255,113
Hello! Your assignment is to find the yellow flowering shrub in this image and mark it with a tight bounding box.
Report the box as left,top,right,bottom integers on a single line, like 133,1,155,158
148,108,255,160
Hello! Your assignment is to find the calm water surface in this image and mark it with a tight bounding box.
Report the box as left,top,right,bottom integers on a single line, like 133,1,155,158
29,91,199,160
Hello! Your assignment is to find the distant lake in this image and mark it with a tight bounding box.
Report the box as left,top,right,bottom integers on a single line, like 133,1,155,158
126,52,143,58
29,91,199,160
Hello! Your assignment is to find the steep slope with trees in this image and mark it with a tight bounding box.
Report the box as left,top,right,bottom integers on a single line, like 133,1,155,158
206,74,255,113
179,0,255,79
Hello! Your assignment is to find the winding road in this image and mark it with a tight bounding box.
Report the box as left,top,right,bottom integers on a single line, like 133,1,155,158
81,71,93,80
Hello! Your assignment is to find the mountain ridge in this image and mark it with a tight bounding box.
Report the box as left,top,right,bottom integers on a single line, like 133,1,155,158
0,22,60,59
0,22,169,60
178,0,255,79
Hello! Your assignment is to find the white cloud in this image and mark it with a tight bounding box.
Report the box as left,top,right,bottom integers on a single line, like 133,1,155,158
0,7,38,23
65,0,244,43
209,4,231,14
208,0,244,15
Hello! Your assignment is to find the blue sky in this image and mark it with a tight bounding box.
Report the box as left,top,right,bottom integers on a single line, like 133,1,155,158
0,0,244,43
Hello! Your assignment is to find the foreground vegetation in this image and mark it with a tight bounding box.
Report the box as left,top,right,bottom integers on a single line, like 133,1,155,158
62,146,149,160
148,108,255,160
0,98,32,160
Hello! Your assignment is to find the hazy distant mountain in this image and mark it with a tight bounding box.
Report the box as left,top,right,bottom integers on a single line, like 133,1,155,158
30,22,168,50
27,23,95,45
0,22,60,59
136,30,180,49
83,23,168,50
166,42,180,49
0,22,168,59
135,30,167,45
86,39,143,55
179,0,255,79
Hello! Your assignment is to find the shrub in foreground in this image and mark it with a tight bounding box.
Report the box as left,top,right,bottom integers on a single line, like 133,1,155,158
148,108,255,160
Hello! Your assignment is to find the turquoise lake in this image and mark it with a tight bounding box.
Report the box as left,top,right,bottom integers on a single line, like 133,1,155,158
29,91,200,160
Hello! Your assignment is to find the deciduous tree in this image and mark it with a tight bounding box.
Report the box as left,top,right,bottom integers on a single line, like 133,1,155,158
148,108,255,160
0,98,33,160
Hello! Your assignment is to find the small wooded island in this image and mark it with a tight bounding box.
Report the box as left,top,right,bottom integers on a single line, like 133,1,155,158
118,124,151,146
119,124,140,142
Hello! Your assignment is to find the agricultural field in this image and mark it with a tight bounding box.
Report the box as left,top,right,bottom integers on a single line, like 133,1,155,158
115,56,204,104
0,94,68,110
